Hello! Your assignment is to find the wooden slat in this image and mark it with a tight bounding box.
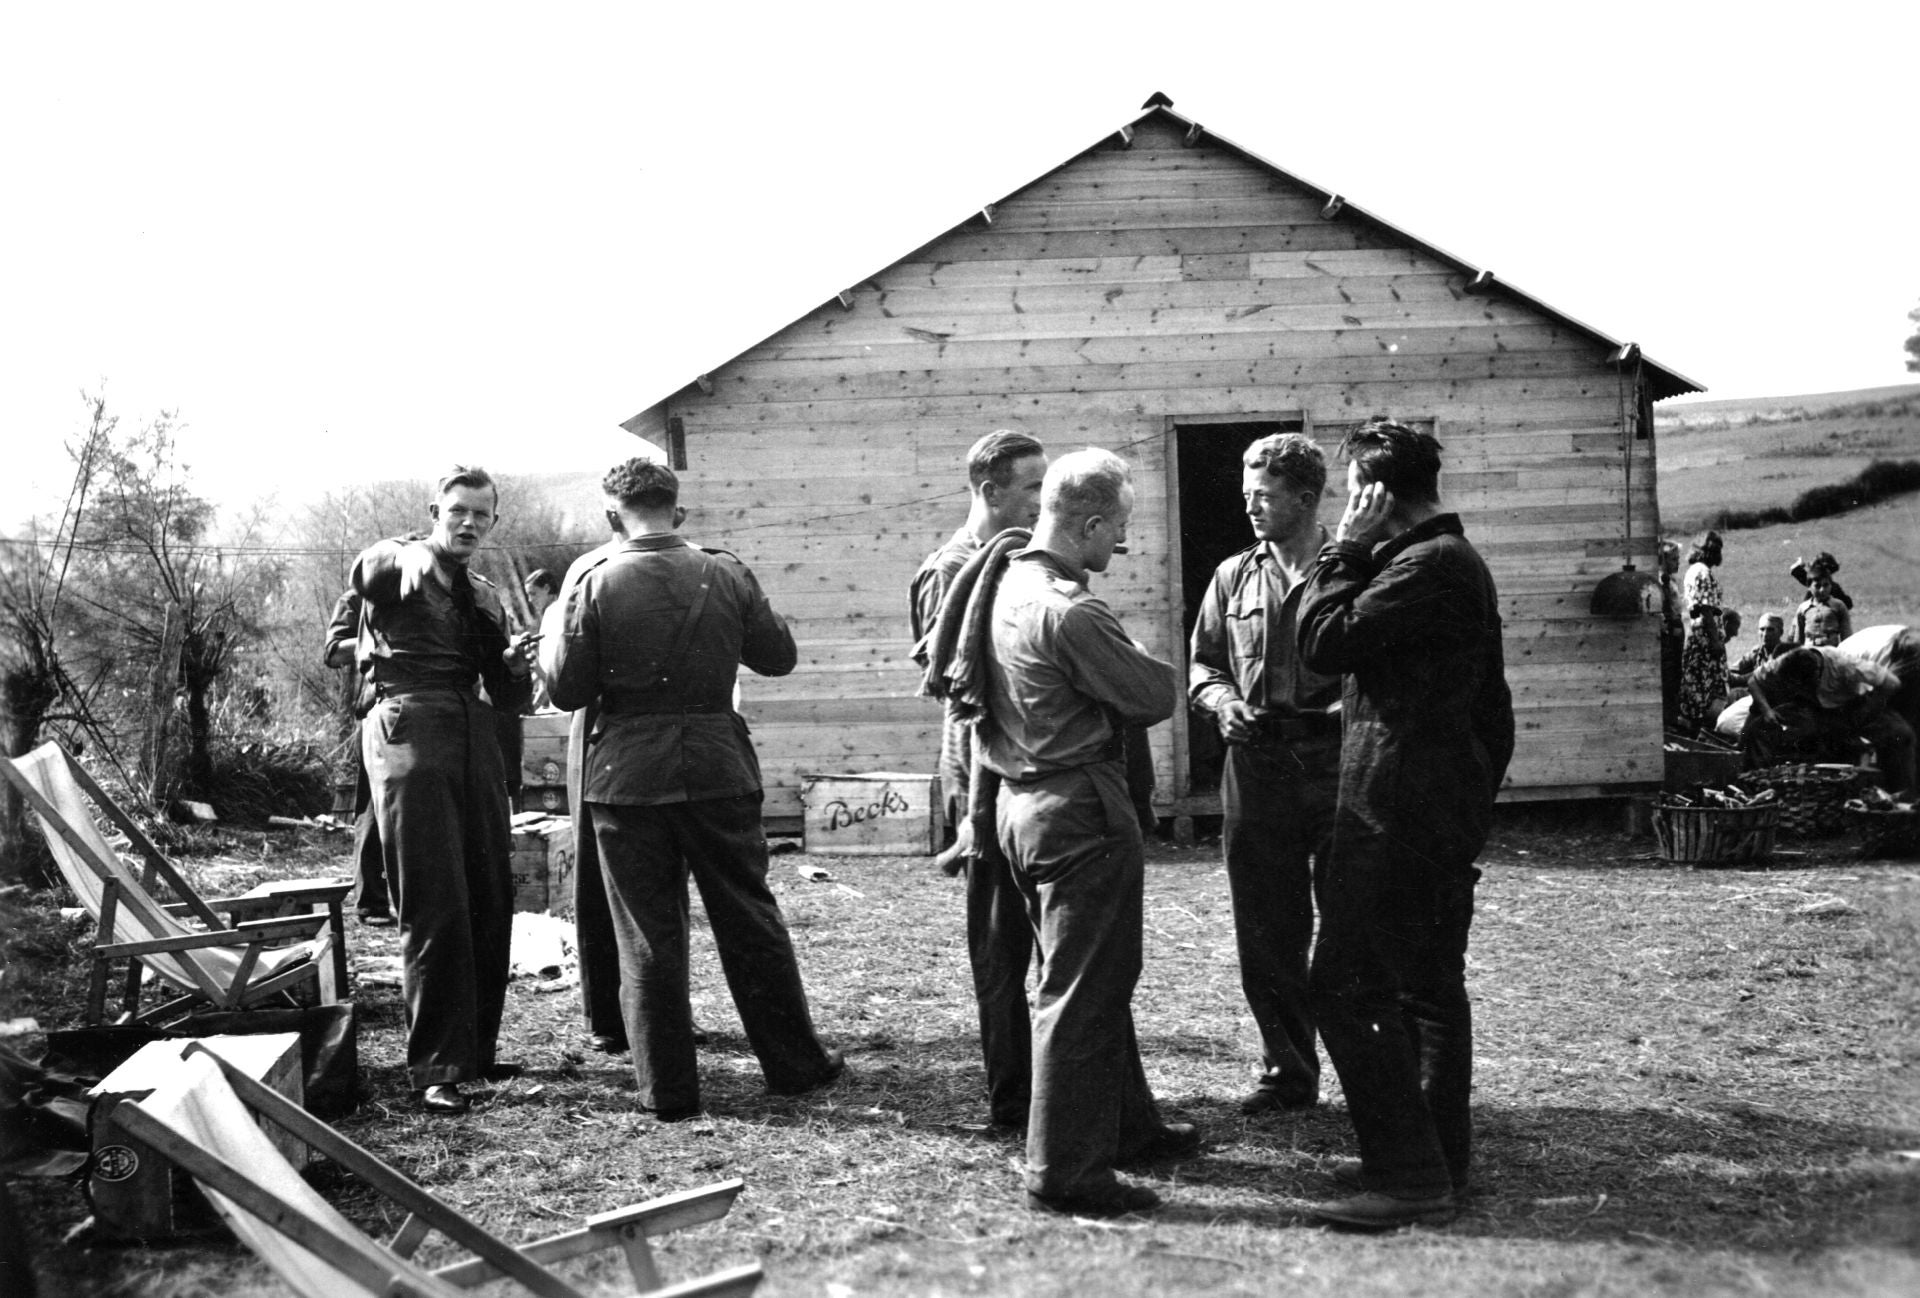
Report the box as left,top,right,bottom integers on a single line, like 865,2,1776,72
860,272,1479,320
872,247,1447,291
977,195,1348,231
900,222,1396,265
735,299,1568,349
730,325,1602,372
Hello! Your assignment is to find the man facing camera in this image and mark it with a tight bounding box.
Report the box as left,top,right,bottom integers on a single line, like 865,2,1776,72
545,458,842,1119
1296,419,1514,1228
1188,433,1340,1117
981,447,1193,1217
351,466,536,1115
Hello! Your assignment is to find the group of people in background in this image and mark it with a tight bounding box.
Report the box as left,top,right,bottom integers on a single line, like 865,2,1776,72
325,419,1516,1229
1660,532,1917,799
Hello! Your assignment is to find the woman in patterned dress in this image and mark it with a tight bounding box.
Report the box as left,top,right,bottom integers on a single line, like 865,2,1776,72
1678,530,1728,733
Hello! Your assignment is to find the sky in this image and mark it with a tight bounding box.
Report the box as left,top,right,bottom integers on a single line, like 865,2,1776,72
3,2,1914,529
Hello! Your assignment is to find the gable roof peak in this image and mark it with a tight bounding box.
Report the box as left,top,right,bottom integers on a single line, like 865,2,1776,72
1140,90,1174,110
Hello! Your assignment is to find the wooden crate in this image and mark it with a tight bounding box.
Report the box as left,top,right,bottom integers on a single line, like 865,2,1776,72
546,825,578,919
801,771,941,857
509,830,550,912
88,1033,305,1241
520,712,570,789
517,783,569,816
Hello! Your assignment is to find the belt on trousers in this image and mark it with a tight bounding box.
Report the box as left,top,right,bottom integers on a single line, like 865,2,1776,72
373,680,478,700
602,700,728,716
999,755,1125,790
1245,711,1341,743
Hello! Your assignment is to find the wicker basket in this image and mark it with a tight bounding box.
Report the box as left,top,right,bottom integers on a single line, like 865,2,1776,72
1846,806,1920,859
1653,802,1781,865
1737,764,1861,837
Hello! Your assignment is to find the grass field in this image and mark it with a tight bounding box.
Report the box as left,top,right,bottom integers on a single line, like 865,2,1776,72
1653,384,1920,538
7,820,1919,1298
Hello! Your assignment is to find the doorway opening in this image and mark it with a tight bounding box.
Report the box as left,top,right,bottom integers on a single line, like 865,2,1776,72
1173,416,1303,797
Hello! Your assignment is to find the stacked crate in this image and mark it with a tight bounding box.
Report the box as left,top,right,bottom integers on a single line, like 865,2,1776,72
517,712,570,814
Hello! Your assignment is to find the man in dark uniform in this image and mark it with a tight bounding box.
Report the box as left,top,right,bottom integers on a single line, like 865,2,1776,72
352,466,536,1114
322,587,391,925
982,447,1193,1217
546,458,842,1119
909,429,1047,1130
1297,419,1514,1228
1189,433,1340,1116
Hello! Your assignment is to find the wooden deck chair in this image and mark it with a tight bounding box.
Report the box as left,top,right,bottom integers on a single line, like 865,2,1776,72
111,1047,763,1298
1,742,349,1026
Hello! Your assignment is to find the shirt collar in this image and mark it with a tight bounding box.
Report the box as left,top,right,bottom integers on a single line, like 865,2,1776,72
618,533,691,554
1371,512,1464,566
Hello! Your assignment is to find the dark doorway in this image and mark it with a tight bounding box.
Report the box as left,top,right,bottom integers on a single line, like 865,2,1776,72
1175,418,1302,795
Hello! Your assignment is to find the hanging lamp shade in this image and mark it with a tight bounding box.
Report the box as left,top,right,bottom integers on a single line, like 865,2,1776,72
1592,344,1655,617
1590,564,1658,617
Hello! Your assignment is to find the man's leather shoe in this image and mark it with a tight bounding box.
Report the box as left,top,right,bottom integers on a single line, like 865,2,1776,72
1311,1189,1455,1229
480,1062,524,1081
419,1084,470,1115
1240,1087,1316,1115
770,1047,845,1096
589,1033,629,1054
1026,1181,1162,1217
1119,1121,1202,1164
639,1104,702,1123
357,909,395,928
1329,1158,1470,1196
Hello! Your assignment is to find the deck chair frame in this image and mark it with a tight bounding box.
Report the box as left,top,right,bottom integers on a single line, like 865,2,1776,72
1,743,350,1025
112,1044,761,1298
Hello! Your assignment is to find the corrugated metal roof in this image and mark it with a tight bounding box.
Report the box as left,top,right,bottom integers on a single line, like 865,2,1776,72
623,95,1700,432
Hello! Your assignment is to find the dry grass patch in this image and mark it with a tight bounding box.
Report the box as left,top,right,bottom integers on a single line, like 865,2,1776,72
7,820,1920,1296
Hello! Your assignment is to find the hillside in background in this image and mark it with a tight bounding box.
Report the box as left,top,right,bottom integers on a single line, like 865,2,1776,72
1653,383,1920,536
1653,382,1920,632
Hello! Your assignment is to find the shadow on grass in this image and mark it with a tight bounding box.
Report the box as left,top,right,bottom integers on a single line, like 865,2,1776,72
1140,1098,1920,1251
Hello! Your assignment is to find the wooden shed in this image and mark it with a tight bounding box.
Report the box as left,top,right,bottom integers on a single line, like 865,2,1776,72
621,94,1700,829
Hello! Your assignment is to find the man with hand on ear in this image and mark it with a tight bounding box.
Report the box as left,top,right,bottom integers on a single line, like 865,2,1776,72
1296,419,1513,1229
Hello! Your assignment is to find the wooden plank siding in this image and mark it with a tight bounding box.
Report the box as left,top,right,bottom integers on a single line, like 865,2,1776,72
666,113,1665,815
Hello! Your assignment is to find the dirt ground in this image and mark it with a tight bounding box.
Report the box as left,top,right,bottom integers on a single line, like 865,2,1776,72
6,813,1919,1297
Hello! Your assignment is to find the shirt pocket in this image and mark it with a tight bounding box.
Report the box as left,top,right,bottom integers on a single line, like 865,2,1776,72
1225,605,1266,665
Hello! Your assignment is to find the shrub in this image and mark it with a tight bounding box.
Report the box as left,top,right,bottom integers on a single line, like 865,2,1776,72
201,727,335,824
1786,458,1920,523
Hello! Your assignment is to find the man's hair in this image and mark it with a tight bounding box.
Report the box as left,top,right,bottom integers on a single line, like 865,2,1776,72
1242,433,1326,496
524,569,559,596
1042,447,1131,525
602,457,679,512
1721,609,1743,638
1774,647,1823,693
1340,418,1442,505
967,430,1046,489
436,464,498,508
1759,612,1784,630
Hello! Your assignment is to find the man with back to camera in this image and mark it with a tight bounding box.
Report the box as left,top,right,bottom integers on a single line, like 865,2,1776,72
979,447,1196,1216
1296,418,1515,1228
1188,433,1341,1116
909,429,1048,1131
545,458,842,1118
351,466,537,1114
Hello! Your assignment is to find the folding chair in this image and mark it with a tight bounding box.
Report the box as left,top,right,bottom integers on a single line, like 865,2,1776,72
111,1047,763,1298
1,742,349,1025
